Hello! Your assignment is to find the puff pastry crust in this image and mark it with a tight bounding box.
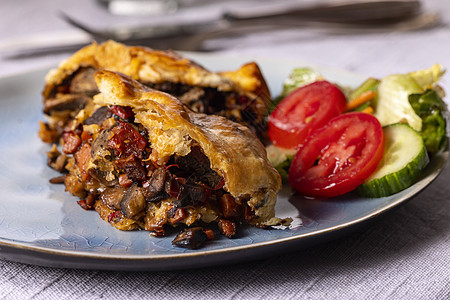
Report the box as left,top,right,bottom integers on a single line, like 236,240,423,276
40,40,270,143
94,70,281,222
44,70,283,247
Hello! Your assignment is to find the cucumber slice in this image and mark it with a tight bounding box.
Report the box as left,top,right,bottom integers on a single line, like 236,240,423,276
357,123,429,198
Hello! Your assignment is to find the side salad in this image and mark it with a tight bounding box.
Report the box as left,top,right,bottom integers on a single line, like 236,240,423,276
267,64,448,198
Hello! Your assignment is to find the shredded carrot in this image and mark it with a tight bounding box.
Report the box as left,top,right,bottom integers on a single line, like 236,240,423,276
360,106,374,114
346,90,376,111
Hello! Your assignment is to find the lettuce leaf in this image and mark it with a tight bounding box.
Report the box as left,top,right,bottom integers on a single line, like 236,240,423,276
373,64,446,132
374,73,424,131
409,90,448,154
266,145,296,183
281,68,324,97
409,64,445,90
274,156,294,183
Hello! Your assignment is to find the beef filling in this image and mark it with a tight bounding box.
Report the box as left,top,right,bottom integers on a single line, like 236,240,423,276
54,105,250,248
145,81,266,137
42,70,266,145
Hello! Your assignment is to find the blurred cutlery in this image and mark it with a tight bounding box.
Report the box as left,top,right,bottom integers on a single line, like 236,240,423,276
1,0,440,58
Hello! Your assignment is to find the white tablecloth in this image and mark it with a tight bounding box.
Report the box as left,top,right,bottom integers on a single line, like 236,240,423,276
1,0,449,299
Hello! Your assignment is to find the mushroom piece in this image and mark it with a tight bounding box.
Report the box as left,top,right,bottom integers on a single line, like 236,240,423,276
120,183,146,219
100,186,126,210
147,167,167,194
171,227,208,250
89,168,119,187
89,128,118,186
84,106,112,125
46,145,68,172
90,127,114,161
43,94,90,114
145,167,169,202
69,67,99,95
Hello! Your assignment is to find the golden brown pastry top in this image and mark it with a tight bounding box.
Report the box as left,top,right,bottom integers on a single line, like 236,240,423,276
43,40,270,103
93,70,281,224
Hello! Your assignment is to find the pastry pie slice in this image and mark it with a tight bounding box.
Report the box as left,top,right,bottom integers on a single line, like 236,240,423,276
39,40,270,145
47,70,282,247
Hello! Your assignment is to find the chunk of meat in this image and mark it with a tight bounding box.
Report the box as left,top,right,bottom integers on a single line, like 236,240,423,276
175,181,207,207
62,132,81,154
115,154,147,182
218,219,237,238
74,143,91,182
143,167,169,202
119,174,133,188
109,105,134,120
90,127,113,160
220,194,242,220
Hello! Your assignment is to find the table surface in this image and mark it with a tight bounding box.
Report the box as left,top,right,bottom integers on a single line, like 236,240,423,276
1,0,449,299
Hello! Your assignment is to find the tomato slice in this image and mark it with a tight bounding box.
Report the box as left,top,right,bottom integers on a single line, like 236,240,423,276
268,81,347,149
288,112,384,198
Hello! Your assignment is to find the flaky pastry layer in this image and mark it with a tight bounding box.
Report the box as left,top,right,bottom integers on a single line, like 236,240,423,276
93,70,281,224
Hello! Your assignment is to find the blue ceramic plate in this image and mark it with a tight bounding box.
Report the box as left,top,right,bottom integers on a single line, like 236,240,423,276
0,53,447,271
